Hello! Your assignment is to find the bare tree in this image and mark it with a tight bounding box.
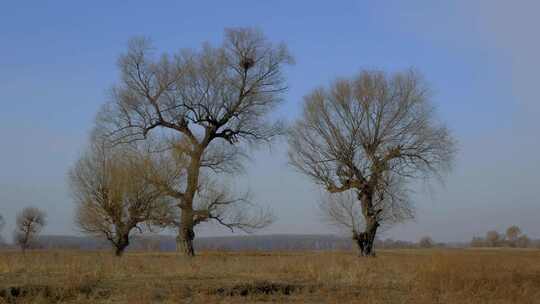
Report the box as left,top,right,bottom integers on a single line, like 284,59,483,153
96,28,290,256
13,207,46,253
143,138,275,256
69,137,171,256
505,225,521,247
289,69,456,256
486,230,501,247
419,236,434,248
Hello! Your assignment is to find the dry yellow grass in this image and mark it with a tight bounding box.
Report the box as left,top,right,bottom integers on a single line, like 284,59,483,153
0,249,539,303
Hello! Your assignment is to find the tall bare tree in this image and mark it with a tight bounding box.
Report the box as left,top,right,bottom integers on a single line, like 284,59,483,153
69,137,171,256
289,69,455,256
419,236,434,248
505,225,521,247
98,28,291,256
13,207,47,253
141,136,275,256
486,230,502,247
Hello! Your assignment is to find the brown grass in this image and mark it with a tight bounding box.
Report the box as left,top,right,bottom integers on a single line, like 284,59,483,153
0,249,539,303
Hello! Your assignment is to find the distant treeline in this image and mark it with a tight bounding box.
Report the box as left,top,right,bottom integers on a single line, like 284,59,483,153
470,225,538,248
2,234,352,252
2,229,538,253
0,234,464,252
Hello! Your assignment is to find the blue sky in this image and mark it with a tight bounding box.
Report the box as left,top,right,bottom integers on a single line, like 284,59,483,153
1,1,539,242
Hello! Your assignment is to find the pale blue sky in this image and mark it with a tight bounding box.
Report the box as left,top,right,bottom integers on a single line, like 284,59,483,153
1,1,539,242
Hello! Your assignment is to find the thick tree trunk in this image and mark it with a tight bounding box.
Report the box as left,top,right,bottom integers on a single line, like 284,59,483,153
361,217,379,256
114,234,130,257
352,231,364,255
177,227,195,256
176,149,202,257
177,210,195,257
353,220,379,256
357,190,380,257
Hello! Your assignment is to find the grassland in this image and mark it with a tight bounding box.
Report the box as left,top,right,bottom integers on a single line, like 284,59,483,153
0,249,539,303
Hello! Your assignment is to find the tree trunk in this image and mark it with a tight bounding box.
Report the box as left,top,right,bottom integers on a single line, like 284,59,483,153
357,190,380,257
177,210,195,257
20,231,31,254
177,226,195,257
175,149,201,258
114,234,130,257
352,231,365,256
353,220,379,256
361,217,379,256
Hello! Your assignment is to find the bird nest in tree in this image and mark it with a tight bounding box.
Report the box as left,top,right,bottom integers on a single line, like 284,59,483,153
241,57,255,70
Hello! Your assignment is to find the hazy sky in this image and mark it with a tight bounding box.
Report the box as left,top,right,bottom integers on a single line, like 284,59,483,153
1,1,538,242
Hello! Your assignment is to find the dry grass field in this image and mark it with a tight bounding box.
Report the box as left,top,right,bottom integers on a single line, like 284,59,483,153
0,249,539,303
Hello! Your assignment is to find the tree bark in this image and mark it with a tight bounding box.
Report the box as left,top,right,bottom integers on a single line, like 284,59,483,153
177,210,195,257
357,190,380,257
352,231,365,256
114,234,130,257
175,149,201,257
177,227,195,257
361,217,379,256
